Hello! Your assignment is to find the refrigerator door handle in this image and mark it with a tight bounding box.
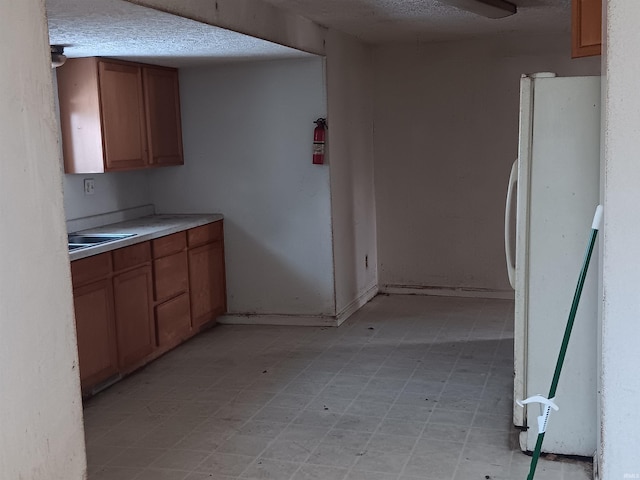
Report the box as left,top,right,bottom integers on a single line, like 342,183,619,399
505,159,518,289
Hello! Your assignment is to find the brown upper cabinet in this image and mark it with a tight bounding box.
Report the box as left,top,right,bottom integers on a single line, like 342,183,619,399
572,0,602,58
56,57,184,174
143,67,184,167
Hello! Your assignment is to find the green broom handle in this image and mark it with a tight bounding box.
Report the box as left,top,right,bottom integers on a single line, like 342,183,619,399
548,226,599,399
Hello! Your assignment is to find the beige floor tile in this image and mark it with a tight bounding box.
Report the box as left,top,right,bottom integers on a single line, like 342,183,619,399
353,448,411,474
291,464,347,480
334,414,382,433
216,434,272,456
86,444,126,466
151,449,212,470
240,458,301,479
306,444,362,468
377,418,425,437
184,472,237,479
195,452,255,476
80,296,591,480
108,447,166,468
345,470,397,480
134,468,190,480
403,450,460,478
91,466,142,480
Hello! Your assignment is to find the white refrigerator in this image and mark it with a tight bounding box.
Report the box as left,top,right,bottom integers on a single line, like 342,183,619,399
504,73,600,456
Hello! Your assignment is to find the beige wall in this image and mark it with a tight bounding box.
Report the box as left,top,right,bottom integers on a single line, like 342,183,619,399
326,30,378,318
373,34,600,296
126,0,377,320
149,58,335,318
0,0,86,478
600,0,640,475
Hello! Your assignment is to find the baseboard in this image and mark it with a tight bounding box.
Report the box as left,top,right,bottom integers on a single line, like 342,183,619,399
220,285,379,328
380,284,514,300
218,313,339,327
335,284,379,326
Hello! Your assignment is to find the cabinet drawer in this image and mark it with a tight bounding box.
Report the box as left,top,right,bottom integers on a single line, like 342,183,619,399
113,241,151,271
71,252,112,286
154,251,188,302
152,231,186,258
156,293,191,347
188,221,222,247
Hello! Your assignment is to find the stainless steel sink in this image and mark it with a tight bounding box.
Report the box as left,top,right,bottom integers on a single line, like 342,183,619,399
68,233,135,251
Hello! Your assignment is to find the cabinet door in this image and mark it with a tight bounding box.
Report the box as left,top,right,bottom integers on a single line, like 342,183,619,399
572,0,602,58
73,279,118,390
98,61,148,170
189,242,226,327
113,265,155,368
156,293,192,347
143,66,184,166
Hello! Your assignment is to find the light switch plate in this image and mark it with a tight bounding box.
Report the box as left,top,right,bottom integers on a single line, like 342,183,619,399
84,178,95,195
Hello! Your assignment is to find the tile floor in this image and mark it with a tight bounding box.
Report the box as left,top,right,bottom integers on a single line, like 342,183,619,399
84,295,592,480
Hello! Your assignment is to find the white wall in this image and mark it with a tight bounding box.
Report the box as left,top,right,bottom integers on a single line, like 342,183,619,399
0,1,86,478
125,0,378,322
600,0,640,475
326,30,378,317
60,0,380,323
63,171,152,221
149,57,334,317
374,34,601,296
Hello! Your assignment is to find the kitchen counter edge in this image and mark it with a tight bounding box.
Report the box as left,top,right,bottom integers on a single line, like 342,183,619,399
68,214,224,261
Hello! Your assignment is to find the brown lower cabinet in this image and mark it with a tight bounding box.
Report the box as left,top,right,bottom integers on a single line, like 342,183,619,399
71,220,226,395
156,293,192,347
113,265,155,368
189,241,226,327
73,278,118,387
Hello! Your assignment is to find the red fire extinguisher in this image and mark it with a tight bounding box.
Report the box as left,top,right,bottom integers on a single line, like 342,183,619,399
313,118,327,165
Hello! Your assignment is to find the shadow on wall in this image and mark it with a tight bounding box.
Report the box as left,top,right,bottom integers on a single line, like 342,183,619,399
223,219,335,317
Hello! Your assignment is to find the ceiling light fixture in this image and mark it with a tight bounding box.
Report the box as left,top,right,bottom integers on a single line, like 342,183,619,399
440,0,517,19
51,45,67,68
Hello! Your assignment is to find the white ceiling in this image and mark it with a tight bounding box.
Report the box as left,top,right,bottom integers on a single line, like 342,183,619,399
46,0,572,66
46,0,313,67
262,0,572,43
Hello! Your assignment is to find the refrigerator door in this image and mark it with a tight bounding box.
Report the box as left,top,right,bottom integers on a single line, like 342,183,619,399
513,75,534,430
515,74,601,455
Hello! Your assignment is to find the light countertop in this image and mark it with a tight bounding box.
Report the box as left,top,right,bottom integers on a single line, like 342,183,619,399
68,214,223,261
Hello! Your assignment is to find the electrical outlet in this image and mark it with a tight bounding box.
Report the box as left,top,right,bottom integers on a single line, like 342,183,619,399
84,178,95,195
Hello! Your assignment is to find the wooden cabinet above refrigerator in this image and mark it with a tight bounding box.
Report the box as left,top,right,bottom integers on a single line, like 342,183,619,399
56,57,184,174
572,0,602,58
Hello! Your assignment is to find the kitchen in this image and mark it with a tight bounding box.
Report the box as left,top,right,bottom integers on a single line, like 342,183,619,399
2,0,640,478
55,0,604,466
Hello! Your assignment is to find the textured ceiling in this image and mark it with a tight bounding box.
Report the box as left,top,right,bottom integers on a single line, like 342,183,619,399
262,0,572,43
47,0,572,66
46,0,313,67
